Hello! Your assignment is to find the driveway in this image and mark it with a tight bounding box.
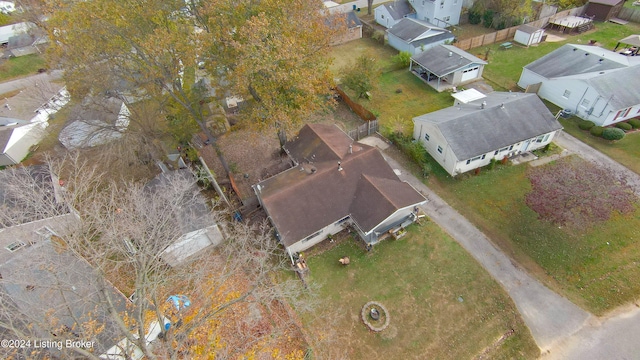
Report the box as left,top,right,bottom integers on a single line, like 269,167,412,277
378,150,590,351
553,131,640,196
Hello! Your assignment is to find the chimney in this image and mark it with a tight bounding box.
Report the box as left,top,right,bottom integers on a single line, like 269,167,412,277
349,144,353,154
500,103,505,109
481,101,486,109
338,161,343,172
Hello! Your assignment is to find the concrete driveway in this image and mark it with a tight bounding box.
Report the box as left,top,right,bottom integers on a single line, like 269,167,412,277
378,151,590,351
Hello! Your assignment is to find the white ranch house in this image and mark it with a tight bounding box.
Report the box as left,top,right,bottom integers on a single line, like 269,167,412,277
518,44,640,126
413,91,563,176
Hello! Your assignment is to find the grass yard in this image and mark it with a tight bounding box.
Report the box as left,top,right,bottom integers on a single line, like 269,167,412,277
330,38,453,134
302,224,538,360
559,116,640,175
419,156,640,315
476,21,640,91
0,54,47,82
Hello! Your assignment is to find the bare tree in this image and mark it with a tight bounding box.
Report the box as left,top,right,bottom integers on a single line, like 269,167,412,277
0,155,309,359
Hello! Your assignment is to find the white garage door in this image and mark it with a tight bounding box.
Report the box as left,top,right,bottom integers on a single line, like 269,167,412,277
461,67,479,82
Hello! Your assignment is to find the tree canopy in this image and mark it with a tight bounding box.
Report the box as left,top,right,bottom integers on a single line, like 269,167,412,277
43,0,336,138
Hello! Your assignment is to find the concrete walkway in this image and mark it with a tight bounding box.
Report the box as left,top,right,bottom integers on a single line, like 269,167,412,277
380,152,591,351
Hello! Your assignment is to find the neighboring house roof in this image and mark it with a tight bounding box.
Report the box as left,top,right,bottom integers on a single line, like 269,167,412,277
382,0,414,20
0,79,69,122
59,97,130,149
0,165,69,228
586,65,640,110
256,124,425,247
517,24,541,34
387,18,454,47
588,0,622,5
413,92,563,160
0,239,127,356
344,11,362,28
523,44,639,79
412,44,487,77
146,170,221,266
327,11,362,30
618,34,640,47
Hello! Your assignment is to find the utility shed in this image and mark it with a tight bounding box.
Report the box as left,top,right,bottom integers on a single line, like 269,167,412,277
584,0,624,21
514,24,544,46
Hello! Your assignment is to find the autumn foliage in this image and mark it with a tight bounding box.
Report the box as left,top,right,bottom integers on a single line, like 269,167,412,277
525,157,636,228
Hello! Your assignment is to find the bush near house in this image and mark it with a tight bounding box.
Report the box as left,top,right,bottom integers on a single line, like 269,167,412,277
628,118,640,129
589,126,604,137
615,122,633,131
602,127,625,140
578,120,595,130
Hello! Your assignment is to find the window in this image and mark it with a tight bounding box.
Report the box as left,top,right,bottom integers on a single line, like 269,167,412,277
563,90,571,99
581,99,590,108
424,133,430,141
466,155,483,164
6,241,26,252
335,216,350,225
535,135,545,143
494,150,499,155
443,16,450,22
509,145,514,150
440,0,444,9
462,67,479,73
543,133,550,142
499,146,509,152
381,14,384,19
614,108,632,120
302,230,322,243
437,145,443,154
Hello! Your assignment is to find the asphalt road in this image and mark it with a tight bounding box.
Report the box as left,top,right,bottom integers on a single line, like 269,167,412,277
0,70,63,96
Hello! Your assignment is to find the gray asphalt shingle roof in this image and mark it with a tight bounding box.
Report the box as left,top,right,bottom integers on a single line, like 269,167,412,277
587,65,640,110
387,18,452,43
411,45,487,76
523,44,634,79
382,0,414,20
413,92,563,160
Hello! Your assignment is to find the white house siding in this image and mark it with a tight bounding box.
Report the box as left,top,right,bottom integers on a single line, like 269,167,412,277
414,122,457,175
366,204,425,243
602,105,640,127
388,33,413,54
409,0,462,26
415,120,561,175
0,122,47,166
287,217,351,254
451,130,560,175
375,6,393,28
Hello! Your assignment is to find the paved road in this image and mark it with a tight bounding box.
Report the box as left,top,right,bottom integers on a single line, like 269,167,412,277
541,304,640,360
379,151,591,351
554,131,640,196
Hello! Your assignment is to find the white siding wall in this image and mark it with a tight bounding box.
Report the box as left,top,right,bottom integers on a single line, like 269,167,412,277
451,130,560,175
414,121,458,175
415,119,561,176
602,105,640,126
517,68,546,90
368,204,425,240
287,218,351,253
410,0,462,25
375,7,393,28
388,33,413,54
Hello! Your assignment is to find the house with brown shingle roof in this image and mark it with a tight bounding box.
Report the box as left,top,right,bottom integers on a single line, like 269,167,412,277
253,124,426,256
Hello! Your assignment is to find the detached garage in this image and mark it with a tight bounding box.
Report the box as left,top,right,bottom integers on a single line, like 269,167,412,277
514,25,544,46
584,0,624,22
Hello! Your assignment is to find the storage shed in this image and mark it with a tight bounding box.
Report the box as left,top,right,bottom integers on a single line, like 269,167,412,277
584,0,624,22
514,24,545,46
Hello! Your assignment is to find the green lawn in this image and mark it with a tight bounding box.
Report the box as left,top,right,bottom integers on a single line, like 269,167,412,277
475,21,640,90
0,54,47,82
302,224,538,359
560,117,640,175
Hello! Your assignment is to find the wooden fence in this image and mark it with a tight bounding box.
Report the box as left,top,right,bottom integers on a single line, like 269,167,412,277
348,120,379,141
617,7,640,23
454,5,587,51
335,87,377,121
